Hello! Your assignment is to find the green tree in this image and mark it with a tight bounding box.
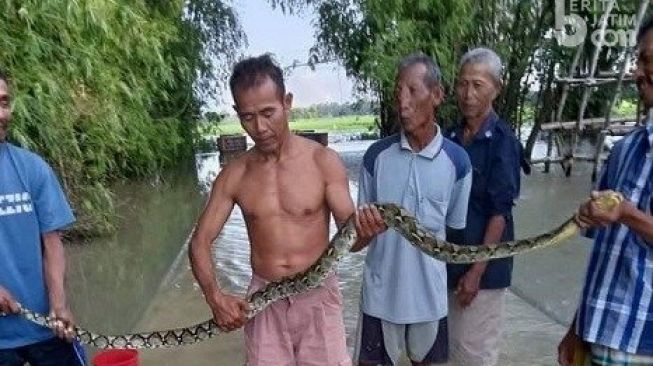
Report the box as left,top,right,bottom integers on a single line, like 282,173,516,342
0,0,244,235
270,0,551,136
271,0,474,136
271,0,645,161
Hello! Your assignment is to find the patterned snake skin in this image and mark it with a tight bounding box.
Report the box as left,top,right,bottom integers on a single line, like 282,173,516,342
3,191,624,349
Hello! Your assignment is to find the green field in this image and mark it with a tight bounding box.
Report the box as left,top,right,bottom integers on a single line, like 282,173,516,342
202,115,377,135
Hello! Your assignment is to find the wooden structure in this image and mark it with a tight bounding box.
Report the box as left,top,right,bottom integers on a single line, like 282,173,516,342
217,134,247,165
215,131,329,166
533,0,649,180
294,130,329,146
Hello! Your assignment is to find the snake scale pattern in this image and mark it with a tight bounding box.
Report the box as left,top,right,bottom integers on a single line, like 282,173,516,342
4,192,624,349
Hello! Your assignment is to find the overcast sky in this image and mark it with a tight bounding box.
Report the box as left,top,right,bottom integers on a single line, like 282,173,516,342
212,1,357,112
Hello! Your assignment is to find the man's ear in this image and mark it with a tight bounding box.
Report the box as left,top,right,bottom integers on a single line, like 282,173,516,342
432,85,444,107
492,80,502,100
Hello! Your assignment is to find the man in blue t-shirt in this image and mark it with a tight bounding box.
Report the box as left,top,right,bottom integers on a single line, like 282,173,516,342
0,71,83,365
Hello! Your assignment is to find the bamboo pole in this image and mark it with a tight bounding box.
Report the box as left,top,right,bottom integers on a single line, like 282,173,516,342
568,0,617,176
554,76,634,85
552,45,583,171
556,45,584,123
546,44,584,172
604,0,649,128
541,116,637,130
591,0,650,181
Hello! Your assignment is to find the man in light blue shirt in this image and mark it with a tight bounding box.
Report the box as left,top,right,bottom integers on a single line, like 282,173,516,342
353,53,472,365
0,71,84,365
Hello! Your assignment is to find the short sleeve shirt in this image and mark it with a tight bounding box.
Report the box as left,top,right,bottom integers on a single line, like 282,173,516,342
358,128,472,323
0,143,75,349
576,123,653,355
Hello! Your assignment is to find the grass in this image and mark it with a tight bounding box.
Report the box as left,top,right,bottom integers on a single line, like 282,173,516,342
202,115,377,135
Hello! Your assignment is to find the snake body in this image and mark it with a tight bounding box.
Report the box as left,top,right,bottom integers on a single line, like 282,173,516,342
6,192,624,349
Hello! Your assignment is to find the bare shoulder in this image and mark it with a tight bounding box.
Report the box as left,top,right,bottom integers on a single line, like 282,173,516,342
288,135,346,178
308,141,346,179
212,151,250,194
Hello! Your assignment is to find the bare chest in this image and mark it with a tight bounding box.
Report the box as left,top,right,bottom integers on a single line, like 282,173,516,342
236,162,326,219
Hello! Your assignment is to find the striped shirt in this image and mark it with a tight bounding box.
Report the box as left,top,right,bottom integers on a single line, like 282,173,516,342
576,122,653,355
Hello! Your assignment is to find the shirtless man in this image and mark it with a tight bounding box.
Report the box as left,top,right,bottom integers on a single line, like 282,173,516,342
189,54,354,365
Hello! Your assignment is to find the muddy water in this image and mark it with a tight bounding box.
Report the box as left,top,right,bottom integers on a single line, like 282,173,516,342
65,168,204,335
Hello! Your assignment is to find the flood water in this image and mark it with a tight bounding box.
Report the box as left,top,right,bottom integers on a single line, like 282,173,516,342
65,168,204,335
65,136,599,347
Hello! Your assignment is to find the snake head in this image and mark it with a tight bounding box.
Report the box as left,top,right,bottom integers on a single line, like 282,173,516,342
593,190,625,211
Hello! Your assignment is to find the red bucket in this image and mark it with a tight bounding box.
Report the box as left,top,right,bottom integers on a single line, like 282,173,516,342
92,349,139,366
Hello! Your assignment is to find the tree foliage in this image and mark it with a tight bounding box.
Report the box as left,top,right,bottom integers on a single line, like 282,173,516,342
0,0,244,235
271,0,474,135
271,0,646,155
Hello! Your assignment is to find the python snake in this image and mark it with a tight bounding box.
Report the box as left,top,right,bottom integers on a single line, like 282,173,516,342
2,191,624,349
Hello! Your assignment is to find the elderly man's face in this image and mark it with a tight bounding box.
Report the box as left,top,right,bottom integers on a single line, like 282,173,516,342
635,30,653,109
455,63,499,121
395,63,442,135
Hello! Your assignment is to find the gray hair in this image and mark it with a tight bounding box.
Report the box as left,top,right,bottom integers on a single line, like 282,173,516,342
459,47,503,86
397,52,442,89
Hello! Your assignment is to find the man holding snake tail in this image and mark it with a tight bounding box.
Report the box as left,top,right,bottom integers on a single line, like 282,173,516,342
0,70,84,365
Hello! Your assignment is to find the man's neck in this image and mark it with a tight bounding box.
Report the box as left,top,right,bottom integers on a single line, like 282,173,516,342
257,133,293,162
405,123,437,152
463,108,493,143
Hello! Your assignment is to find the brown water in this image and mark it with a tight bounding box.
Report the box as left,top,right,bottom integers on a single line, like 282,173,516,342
65,167,204,335
65,137,598,345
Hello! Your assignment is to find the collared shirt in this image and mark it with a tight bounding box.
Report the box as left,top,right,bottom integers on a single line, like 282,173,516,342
0,143,75,349
576,122,653,355
358,126,472,323
446,112,521,289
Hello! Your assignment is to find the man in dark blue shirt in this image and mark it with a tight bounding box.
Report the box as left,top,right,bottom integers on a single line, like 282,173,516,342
446,48,522,366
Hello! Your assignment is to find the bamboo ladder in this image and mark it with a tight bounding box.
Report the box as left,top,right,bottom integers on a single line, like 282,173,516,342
532,0,650,180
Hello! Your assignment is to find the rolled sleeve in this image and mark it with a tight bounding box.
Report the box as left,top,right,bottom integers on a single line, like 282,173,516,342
34,161,75,233
486,137,519,216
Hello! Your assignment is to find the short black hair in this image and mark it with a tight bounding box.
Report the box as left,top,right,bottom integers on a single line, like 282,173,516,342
0,69,8,83
637,16,653,44
229,54,285,103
